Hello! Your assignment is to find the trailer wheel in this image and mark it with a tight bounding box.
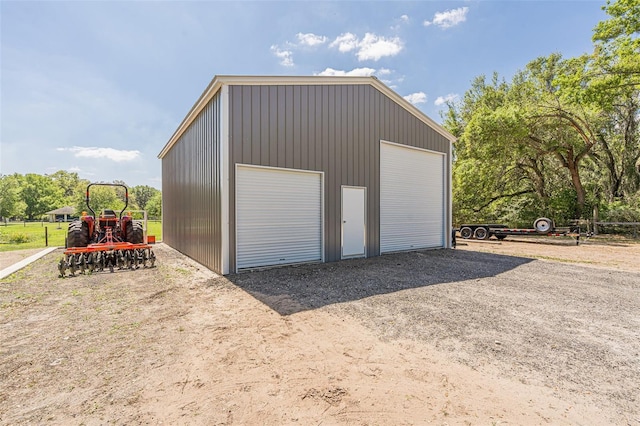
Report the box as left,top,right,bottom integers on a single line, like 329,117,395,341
534,217,553,233
459,226,473,239
474,227,489,240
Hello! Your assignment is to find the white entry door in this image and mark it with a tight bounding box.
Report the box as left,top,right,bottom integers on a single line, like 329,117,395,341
341,186,366,258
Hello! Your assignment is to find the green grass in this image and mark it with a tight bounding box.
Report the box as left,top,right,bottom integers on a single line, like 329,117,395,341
0,220,162,252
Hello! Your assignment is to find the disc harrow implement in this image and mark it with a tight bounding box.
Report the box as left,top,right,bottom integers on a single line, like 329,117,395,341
59,243,156,277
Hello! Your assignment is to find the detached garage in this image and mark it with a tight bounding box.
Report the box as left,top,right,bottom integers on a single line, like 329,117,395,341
158,75,455,274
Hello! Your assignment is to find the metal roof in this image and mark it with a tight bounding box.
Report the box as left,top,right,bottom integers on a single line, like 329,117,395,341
158,75,456,159
45,206,75,215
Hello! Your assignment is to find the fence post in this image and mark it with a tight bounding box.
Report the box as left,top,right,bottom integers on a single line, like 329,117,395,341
45,227,48,247
593,206,599,235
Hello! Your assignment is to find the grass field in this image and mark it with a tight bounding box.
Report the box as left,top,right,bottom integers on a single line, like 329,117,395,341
0,220,162,252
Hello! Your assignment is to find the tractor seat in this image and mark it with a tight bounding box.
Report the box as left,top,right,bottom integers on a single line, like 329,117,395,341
101,209,117,218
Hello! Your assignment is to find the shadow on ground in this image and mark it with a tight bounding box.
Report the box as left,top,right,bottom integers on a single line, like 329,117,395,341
225,249,533,315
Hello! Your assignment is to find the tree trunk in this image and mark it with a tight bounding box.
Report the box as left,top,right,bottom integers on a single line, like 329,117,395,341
567,156,586,218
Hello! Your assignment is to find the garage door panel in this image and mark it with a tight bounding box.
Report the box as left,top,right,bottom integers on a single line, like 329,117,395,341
380,142,444,253
236,166,323,269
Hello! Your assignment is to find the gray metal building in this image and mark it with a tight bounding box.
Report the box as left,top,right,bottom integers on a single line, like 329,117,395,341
158,75,455,274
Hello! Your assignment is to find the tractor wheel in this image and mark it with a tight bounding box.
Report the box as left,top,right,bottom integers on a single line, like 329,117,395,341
67,221,89,248
474,227,489,240
126,220,144,244
534,217,553,233
459,226,473,239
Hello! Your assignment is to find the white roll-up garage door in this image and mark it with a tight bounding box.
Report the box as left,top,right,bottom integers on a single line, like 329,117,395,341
236,165,323,270
380,141,444,252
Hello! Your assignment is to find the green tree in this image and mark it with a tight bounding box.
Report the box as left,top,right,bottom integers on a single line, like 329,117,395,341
76,184,124,217
145,192,162,219
21,174,64,220
592,0,640,93
48,170,88,203
557,0,640,201
0,174,25,219
131,185,160,211
446,55,603,222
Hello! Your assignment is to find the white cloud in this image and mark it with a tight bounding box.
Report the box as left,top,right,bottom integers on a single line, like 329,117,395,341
57,146,141,162
296,32,328,47
357,33,403,61
434,93,459,106
330,32,403,61
329,32,359,53
424,7,469,29
270,45,294,66
316,67,377,77
391,14,410,30
403,92,428,105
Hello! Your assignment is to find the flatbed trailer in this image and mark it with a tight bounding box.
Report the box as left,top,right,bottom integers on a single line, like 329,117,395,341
456,217,592,245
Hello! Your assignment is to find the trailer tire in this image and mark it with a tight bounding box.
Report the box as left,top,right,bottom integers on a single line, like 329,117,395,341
534,217,553,233
474,227,489,240
459,226,473,239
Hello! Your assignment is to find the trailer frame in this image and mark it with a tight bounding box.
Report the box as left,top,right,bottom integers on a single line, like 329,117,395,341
456,220,593,246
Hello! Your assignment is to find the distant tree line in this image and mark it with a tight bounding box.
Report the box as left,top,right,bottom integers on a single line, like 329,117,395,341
444,0,640,226
0,171,162,221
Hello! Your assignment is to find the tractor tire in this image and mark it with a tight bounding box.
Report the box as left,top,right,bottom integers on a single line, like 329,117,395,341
67,220,89,248
474,227,489,240
126,220,144,244
534,217,553,233
459,226,473,239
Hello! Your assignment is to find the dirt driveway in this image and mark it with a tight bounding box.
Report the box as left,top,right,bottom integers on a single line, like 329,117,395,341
1,239,639,425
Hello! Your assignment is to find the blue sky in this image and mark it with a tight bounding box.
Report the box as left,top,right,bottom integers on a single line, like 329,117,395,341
1,1,607,189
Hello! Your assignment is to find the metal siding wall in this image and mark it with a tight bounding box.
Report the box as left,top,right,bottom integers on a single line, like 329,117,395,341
228,84,451,272
161,94,222,273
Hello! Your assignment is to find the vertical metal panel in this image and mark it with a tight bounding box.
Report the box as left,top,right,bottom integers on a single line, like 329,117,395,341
226,83,451,272
161,93,222,273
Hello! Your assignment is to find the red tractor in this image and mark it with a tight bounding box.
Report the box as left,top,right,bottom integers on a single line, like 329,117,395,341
58,183,156,277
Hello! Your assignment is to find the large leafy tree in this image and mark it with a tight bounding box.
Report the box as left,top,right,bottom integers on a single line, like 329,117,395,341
48,170,87,203
447,0,640,224
21,174,65,220
446,58,599,223
592,0,640,93
0,174,25,219
557,0,640,201
131,185,160,211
